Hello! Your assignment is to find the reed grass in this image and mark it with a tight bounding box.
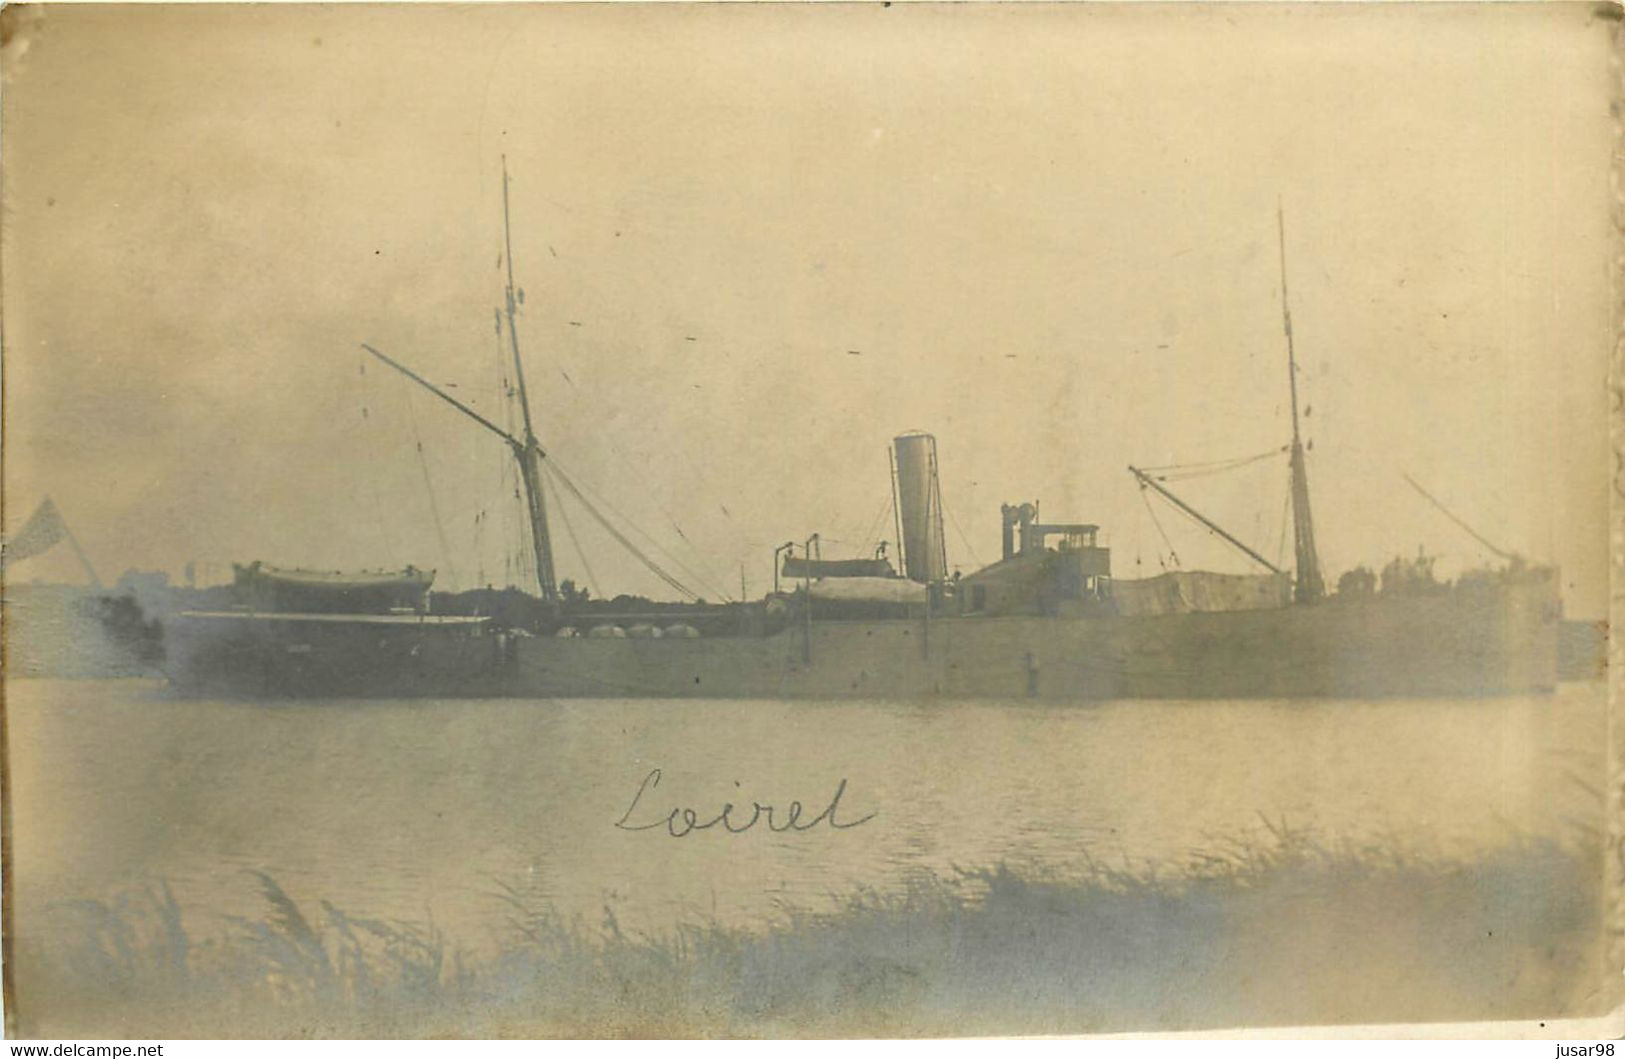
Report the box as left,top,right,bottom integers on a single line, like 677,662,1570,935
22,827,1604,1038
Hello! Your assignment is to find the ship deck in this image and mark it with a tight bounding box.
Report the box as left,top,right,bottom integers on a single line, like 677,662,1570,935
176,611,491,626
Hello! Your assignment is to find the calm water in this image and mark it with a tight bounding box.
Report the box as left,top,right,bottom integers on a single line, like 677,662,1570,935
6,679,1606,955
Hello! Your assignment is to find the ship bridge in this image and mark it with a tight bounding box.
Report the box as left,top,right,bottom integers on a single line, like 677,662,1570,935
958,502,1113,617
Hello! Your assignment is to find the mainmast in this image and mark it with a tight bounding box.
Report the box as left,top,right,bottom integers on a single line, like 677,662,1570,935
1278,204,1325,604
498,156,560,604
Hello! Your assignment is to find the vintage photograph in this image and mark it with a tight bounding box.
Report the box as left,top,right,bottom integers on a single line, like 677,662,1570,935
1,1,1617,1039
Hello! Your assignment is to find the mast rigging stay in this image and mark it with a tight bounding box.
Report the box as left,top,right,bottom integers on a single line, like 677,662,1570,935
1402,472,1517,562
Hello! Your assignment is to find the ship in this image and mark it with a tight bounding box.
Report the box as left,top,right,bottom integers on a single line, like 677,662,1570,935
499,434,1558,701
162,170,1562,701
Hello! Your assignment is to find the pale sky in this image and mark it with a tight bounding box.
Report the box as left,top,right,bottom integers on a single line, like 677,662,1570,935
3,3,1614,616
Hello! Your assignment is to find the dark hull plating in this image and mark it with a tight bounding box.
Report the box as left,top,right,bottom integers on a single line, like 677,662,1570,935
165,615,511,698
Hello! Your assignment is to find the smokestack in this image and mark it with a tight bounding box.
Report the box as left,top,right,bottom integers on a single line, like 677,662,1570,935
892,432,946,583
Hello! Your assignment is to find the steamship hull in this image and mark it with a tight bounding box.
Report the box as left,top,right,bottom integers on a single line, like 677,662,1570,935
165,611,512,698
160,574,1556,700
507,577,1559,701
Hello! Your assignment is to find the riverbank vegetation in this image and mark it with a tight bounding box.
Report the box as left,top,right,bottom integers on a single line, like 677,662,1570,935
21,827,1603,1038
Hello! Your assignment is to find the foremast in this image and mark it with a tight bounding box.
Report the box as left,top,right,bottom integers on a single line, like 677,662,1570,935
360,157,560,605
499,157,560,604
1278,204,1324,604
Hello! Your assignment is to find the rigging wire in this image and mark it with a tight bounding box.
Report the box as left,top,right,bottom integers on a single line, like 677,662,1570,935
1138,446,1288,482
861,493,892,556
1132,482,1146,573
1402,472,1515,562
593,426,719,555
602,439,734,592
540,462,602,599
568,440,731,597
529,293,737,594
942,496,984,571
1274,483,1293,569
846,491,894,560
510,340,735,598
1250,461,1268,556
1149,481,1280,571
1137,484,1178,570
355,356,407,563
505,466,535,591
492,312,535,593
541,459,704,601
400,381,461,591
490,215,960,600
544,453,734,601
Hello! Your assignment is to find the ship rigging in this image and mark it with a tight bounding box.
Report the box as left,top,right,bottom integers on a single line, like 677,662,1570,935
360,158,710,607
1129,204,1325,604
166,192,1562,700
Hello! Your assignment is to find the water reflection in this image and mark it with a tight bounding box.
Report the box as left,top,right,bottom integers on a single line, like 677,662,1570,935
7,679,1604,954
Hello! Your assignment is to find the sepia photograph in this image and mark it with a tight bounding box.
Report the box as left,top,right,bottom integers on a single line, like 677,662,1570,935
0,0,1618,1039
